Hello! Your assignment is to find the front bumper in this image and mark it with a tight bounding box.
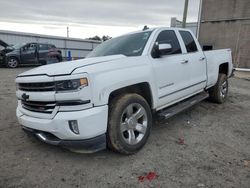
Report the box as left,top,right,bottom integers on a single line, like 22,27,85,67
23,126,106,152
0,55,6,65
17,105,108,152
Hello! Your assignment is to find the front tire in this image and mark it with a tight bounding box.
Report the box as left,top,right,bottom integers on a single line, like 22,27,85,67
107,93,152,154
7,57,19,68
209,73,228,103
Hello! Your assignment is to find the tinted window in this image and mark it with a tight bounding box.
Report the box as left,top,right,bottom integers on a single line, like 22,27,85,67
87,31,152,57
39,44,49,50
12,43,26,49
23,43,36,51
152,30,182,56
202,45,213,51
179,31,198,53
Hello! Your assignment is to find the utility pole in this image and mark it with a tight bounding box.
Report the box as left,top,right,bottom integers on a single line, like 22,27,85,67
67,26,69,38
197,0,203,39
66,27,69,60
182,0,189,28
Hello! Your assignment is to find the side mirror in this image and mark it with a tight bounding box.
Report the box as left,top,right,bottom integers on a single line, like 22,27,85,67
152,43,173,58
158,43,172,53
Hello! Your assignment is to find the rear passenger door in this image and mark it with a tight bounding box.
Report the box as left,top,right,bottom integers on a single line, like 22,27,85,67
178,30,207,92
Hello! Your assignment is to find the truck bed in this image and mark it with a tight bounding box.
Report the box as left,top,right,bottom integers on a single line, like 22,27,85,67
204,49,233,88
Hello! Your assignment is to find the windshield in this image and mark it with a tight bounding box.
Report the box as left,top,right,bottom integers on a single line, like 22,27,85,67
87,31,152,58
12,43,26,49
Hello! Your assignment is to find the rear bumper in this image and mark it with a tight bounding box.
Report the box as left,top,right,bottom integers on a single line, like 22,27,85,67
23,126,106,152
230,68,235,77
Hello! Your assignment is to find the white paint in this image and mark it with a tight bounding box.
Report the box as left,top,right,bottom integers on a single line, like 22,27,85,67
15,27,233,141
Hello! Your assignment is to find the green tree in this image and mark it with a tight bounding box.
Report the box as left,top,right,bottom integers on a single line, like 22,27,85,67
143,25,149,30
102,35,112,41
87,35,112,42
87,35,102,41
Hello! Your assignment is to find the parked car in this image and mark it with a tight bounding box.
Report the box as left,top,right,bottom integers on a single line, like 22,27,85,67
15,27,233,154
0,39,13,65
0,41,62,68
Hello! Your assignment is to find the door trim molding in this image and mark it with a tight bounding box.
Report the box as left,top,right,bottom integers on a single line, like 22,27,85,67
159,80,206,99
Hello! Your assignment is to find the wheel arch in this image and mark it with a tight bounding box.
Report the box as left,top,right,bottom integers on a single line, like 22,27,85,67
6,55,20,67
108,82,154,109
7,55,20,63
219,62,229,76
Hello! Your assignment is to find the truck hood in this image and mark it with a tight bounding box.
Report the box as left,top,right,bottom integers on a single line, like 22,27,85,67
18,55,126,77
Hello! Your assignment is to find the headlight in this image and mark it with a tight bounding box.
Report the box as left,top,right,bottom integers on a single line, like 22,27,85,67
56,78,88,92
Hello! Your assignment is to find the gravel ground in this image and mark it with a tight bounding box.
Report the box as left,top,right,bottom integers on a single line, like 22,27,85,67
0,67,249,188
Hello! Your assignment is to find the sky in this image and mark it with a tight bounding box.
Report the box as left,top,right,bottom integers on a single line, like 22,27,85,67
0,0,200,39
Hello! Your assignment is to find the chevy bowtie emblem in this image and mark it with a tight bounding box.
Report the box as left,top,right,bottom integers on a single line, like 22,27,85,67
22,93,29,101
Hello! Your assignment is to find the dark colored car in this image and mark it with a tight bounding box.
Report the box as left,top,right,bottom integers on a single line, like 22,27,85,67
0,40,62,68
0,40,13,65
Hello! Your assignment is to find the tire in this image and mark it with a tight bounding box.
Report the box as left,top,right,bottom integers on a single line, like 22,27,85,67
209,73,228,104
57,56,62,62
55,56,60,63
51,56,59,63
107,93,152,154
6,57,19,68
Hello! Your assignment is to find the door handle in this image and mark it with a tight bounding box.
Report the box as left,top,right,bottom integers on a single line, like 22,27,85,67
180,60,189,64
199,57,205,61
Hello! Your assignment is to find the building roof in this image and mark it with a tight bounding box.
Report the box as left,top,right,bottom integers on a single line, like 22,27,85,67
0,29,101,44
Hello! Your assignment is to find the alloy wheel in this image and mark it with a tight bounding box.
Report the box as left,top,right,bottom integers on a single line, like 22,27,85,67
8,58,18,68
220,80,228,98
120,103,148,145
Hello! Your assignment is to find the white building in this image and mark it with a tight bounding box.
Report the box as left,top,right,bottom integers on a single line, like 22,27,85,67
0,30,101,60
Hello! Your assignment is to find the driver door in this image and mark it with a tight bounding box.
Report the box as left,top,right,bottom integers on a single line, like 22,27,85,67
150,29,192,109
21,43,38,64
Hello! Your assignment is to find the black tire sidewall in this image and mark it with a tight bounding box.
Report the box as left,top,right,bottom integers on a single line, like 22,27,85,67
209,73,228,103
108,94,152,154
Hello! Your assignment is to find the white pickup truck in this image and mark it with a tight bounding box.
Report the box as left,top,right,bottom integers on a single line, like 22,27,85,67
16,27,233,154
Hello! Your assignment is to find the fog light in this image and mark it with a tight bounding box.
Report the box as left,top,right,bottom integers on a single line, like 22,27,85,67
68,120,79,134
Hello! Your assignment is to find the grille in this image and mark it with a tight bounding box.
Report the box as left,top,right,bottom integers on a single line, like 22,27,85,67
19,82,55,92
21,100,56,114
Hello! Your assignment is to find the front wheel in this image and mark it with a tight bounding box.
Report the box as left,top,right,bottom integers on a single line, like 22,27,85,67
209,73,228,103
7,57,19,68
107,93,152,154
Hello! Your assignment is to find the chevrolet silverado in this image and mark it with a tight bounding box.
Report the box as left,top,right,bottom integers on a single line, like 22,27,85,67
15,28,233,154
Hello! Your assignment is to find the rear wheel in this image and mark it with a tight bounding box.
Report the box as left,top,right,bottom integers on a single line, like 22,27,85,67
107,93,152,154
209,73,228,103
54,57,59,63
7,57,19,68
